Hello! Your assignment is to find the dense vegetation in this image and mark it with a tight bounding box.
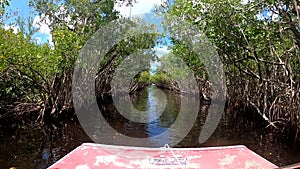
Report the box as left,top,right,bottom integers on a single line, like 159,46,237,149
1,0,300,143
156,0,300,140
0,0,156,121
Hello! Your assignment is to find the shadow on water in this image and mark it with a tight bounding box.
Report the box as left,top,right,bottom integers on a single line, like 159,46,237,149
1,85,300,168
0,119,92,169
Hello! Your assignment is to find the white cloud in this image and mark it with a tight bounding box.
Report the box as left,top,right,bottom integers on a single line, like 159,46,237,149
154,46,170,57
48,34,54,46
33,14,51,35
33,14,54,45
3,24,19,34
32,5,75,46
114,0,165,17
241,0,254,5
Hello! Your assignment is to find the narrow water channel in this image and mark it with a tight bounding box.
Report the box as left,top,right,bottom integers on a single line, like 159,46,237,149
0,86,300,168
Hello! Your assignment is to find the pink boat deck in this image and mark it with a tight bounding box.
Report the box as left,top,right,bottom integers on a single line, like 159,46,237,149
48,143,278,169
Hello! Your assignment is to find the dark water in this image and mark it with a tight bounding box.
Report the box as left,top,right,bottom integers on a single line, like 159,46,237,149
1,86,300,168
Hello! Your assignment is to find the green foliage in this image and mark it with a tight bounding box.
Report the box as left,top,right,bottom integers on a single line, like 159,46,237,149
158,0,300,127
29,0,120,70
150,72,171,84
0,0,9,17
0,27,55,103
164,45,207,80
0,0,160,118
137,70,151,83
161,0,300,81
130,70,151,84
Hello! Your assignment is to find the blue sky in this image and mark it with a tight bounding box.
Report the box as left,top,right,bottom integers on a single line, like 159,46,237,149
5,0,51,43
6,0,31,16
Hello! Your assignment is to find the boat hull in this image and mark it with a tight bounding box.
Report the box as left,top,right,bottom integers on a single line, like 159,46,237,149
48,143,277,169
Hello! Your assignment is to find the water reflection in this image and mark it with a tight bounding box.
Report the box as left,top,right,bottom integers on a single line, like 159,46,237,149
146,86,179,144
96,86,200,147
1,86,300,168
98,86,180,141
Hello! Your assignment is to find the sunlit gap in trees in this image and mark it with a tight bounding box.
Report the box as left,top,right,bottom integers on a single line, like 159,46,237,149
151,45,170,76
